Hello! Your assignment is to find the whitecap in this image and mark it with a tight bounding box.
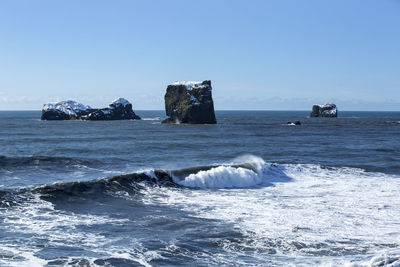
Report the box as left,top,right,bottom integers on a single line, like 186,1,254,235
366,253,400,267
176,165,263,189
142,157,400,265
142,117,161,121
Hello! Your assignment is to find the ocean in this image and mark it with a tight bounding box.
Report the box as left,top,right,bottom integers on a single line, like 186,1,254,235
0,110,399,266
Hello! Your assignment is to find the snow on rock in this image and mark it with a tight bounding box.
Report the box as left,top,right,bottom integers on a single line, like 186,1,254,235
42,100,91,116
170,81,211,91
110,98,131,108
169,81,210,105
189,94,200,105
41,98,140,120
318,103,337,112
310,103,338,117
163,80,216,124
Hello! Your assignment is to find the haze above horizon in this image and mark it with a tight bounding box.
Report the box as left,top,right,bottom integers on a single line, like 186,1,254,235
0,0,399,111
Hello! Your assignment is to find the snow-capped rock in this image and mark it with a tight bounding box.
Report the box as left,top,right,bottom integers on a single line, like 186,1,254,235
310,103,338,117
82,98,141,120
41,100,92,120
170,81,211,91
41,99,141,120
162,80,216,124
110,98,131,108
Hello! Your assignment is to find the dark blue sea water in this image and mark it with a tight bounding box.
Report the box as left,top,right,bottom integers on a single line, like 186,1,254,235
1,111,400,266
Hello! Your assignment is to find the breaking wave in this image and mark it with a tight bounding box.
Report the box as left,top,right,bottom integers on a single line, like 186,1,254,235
1,155,400,266
172,155,291,189
177,166,263,188
0,155,289,206
2,154,399,206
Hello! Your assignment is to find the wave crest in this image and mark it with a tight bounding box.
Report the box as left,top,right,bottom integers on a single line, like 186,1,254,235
173,155,291,189
177,166,263,189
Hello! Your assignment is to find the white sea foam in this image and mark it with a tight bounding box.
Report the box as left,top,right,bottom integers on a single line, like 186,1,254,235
177,166,263,188
365,253,400,267
3,154,400,266
175,155,271,188
141,156,400,265
229,154,266,170
0,193,130,266
142,117,161,121
0,246,47,267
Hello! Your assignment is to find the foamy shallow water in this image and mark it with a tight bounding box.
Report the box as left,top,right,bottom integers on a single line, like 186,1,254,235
1,160,400,266
140,157,400,266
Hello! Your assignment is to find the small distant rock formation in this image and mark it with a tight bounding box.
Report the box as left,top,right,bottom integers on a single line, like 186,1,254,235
162,80,217,124
287,121,301,125
310,103,338,117
41,98,141,120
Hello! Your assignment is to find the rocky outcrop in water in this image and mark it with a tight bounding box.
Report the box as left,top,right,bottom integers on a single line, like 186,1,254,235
41,98,141,120
81,98,141,120
162,80,217,124
310,103,338,117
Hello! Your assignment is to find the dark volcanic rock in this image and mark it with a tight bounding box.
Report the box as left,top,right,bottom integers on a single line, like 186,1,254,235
41,109,72,120
41,98,141,120
41,100,93,120
81,98,141,120
162,80,217,124
310,103,338,117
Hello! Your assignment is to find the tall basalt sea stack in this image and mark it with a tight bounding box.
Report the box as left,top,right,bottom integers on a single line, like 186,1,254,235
162,80,217,124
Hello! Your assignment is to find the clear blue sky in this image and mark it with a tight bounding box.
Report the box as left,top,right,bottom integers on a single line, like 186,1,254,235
0,0,399,110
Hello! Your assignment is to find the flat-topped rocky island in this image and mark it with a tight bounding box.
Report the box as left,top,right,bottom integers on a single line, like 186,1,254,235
162,80,217,124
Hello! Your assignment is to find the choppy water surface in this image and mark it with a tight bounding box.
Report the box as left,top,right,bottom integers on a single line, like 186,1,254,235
0,110,399,266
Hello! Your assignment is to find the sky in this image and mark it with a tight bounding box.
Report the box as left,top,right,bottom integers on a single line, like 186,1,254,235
0,0,399,111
